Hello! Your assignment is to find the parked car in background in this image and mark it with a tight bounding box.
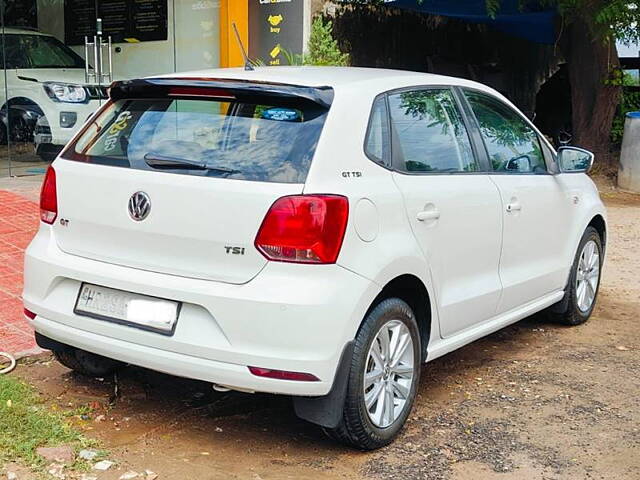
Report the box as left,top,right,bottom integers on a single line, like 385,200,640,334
0,28,106,160
23,67,606,449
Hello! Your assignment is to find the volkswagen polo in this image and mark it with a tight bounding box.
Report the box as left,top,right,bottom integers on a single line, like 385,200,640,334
23,67,606,449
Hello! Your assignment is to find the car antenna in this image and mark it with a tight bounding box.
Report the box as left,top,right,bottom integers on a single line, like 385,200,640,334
232,22,254,71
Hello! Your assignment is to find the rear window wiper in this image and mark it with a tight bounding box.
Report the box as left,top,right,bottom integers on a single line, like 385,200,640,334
143,153,241,175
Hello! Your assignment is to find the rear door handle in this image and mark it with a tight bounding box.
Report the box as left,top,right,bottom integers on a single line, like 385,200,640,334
417,209,440,221
506,201,522,212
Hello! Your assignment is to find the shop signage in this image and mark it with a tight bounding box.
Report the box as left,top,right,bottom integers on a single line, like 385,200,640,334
248,0,304,66
64,0,168,46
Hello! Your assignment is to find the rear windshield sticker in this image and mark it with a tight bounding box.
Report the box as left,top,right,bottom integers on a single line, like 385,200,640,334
104,111,132,152
261,108,301,122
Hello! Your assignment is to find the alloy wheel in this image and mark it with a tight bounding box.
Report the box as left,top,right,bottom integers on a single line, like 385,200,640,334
576,239,600,312
363,319,415,428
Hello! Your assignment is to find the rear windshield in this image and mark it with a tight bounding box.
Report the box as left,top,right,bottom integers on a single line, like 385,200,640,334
67,96,329,183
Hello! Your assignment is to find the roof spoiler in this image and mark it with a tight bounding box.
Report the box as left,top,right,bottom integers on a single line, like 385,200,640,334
108,77,335,109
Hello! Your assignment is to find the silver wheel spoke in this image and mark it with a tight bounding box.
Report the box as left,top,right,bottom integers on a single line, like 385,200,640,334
392,363,413,377
384,384,395,425
364,369,383,389
372,383,386,425
365,381,383,410
391,380,409,399
388,324,401,361
378,327,390,361
370,342,384,370
585,280,595,306
390,332,411,368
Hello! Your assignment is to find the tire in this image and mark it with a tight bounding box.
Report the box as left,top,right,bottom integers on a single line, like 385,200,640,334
53,348,123,377
324,298,421,450
0,121,7,145
547,226,603,326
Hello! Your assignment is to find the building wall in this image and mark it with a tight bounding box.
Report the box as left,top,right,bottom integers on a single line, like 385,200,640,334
37,0,221,80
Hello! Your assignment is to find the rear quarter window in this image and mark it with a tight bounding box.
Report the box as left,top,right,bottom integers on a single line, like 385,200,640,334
68,96,329,184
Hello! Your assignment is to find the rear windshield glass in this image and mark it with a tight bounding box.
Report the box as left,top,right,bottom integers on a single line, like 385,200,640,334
67,97,329,183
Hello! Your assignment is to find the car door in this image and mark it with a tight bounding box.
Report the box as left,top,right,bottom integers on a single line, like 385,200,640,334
387,87,503,338
461,89,572,314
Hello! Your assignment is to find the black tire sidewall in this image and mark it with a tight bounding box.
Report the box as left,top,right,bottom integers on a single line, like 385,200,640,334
346,298,421,446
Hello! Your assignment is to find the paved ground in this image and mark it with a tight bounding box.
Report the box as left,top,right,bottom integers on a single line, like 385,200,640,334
0,176,42,356
0,144,49,178
1,179,639,479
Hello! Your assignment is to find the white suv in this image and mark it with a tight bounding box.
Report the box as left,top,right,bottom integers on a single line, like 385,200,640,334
23,67,606,449
0,28,105,160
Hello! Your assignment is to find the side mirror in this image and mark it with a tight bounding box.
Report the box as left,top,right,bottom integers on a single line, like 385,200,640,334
557,146,594,173
506,155,532,172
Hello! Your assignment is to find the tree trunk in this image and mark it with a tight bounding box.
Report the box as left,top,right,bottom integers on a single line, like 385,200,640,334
561,15,621,165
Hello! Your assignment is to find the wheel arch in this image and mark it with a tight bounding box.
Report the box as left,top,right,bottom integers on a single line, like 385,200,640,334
587,214,607,253
363,274,432,362
294,272,434,429
1,96,45,142
2,96,44,114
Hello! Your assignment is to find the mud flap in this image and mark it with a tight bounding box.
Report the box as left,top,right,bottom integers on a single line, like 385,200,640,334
293,341,354,429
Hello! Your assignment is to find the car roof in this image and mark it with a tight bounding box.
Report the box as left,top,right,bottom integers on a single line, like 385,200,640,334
152,66,498,98
1,27,51,36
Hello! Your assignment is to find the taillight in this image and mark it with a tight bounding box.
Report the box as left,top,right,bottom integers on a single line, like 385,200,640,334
23,308,36,320
40,166,58,224
255,195,349,264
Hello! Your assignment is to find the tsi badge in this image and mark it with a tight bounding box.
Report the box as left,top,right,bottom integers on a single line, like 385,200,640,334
128,191,151,221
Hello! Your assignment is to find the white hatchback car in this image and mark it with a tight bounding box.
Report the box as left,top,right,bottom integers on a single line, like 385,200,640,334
23,67,606,449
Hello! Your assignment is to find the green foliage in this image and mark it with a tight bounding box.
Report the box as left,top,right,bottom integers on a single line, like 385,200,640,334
514,0,639,43
254,17,349,67
281,48,304,66
0,375,95,468
303,17,350,66
355,0,640,43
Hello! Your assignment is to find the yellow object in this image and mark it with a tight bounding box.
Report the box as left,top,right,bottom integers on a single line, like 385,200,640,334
219,0,249,68
268,14,283,26
270,44,281,59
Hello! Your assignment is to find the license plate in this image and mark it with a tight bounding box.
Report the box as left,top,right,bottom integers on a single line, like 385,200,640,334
74,283,180,335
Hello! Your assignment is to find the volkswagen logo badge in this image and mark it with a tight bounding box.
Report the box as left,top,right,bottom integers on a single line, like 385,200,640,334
128,191,151,221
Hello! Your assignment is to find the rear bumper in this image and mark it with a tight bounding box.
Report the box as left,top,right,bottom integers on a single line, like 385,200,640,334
24,225,379,396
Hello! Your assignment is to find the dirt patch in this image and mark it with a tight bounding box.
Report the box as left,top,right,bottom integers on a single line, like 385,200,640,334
7,188,640,480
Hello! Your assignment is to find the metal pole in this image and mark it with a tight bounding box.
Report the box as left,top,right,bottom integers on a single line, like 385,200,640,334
0,0,11,177
94,35,100,85
107,36,112,83
84,36,90,83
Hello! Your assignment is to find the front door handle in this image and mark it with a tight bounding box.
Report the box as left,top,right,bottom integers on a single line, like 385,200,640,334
417,209,440,221
506,201,522,213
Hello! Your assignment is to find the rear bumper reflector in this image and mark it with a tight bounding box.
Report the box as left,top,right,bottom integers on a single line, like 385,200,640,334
248,366,320,382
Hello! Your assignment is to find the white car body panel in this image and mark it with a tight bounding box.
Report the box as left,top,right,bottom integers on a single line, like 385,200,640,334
23,66,607,397
53,160,300,283
490,173,572,313
392,174,503,338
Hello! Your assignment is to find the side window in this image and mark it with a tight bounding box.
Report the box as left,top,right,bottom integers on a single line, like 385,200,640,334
364,96,391,167
387,89,479,173
464,90,547,174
